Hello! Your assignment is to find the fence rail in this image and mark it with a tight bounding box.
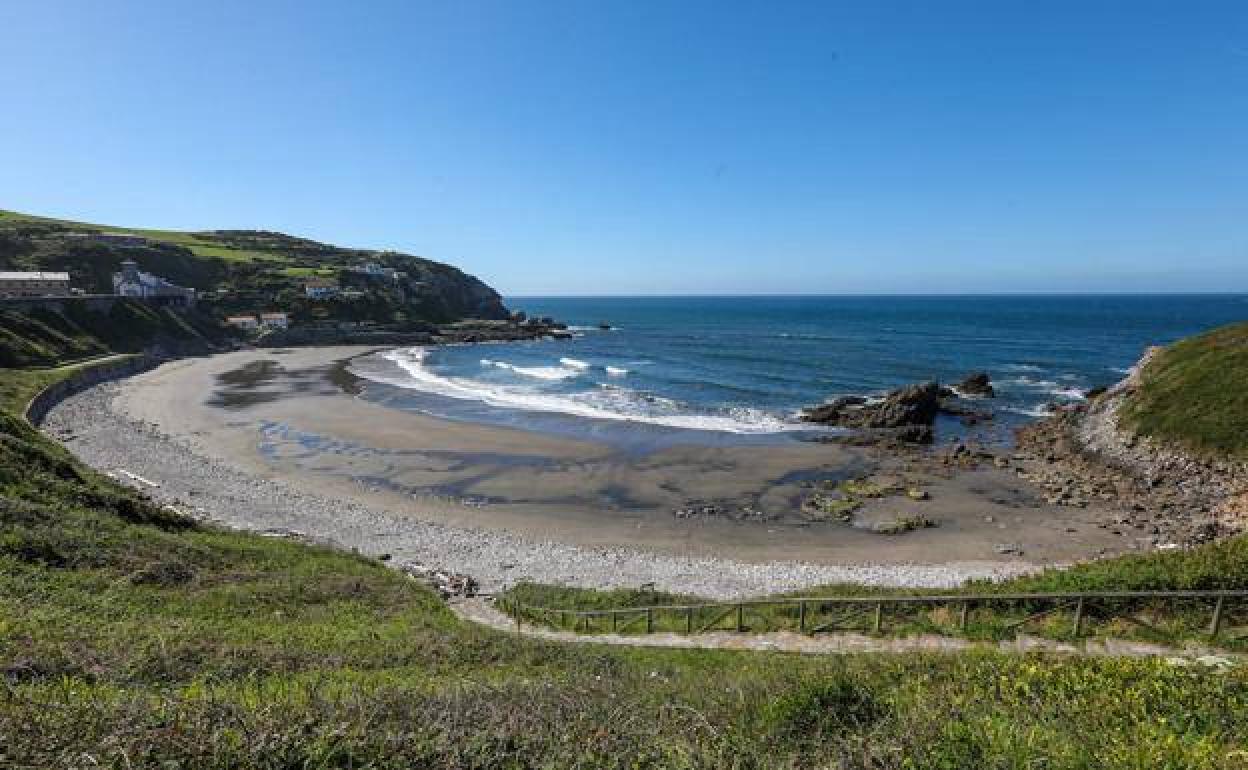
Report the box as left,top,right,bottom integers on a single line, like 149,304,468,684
498,590,1248,641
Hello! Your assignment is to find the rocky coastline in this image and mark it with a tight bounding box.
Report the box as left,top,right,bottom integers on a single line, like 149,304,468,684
36,333,1246,599
1013,349,1248,548
256,317,574,349
796,353,1248,551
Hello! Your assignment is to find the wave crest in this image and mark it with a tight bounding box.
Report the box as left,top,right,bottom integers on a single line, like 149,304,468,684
362,348,804,434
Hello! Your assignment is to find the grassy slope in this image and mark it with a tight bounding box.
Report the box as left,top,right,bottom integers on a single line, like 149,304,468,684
3,373,1248,766
0,209,282,263
0,208,508,323
0,297,227,368
1118,321,1248,459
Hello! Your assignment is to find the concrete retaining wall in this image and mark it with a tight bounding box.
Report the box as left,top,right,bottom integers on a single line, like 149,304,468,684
25,354,162,426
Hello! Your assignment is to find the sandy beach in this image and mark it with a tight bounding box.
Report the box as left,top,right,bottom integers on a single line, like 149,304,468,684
43,346,1134,596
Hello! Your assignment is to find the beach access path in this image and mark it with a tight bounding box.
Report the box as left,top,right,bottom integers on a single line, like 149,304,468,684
449,596,1242,663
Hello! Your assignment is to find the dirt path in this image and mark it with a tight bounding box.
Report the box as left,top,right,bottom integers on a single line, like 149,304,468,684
449,597,1242,662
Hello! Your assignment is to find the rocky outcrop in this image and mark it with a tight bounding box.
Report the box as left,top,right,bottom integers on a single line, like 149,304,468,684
800,395,867,424
956,372,995,398
802,383,942,443
937,399,994,425
1014,347,1248,546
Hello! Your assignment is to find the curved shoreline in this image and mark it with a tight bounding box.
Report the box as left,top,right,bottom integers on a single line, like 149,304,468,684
39,350,1051,598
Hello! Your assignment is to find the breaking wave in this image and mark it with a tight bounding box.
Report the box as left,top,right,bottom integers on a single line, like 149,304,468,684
999,375,1086,401
479,358,581,380
362,348,806,434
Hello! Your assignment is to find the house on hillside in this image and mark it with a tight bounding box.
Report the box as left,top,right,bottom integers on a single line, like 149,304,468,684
348,262,404,282
259,312,289,330
112,259,196,306
0,271,72,297
350,262,392,277
304,277,340,299
226,315,259,331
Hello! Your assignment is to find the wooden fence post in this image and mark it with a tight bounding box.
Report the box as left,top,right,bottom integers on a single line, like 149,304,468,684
799,600,807,633
1210,596,1226,639
959,601,970,631
736,604,744,632
646,607,654,634
685,607,693,634
1072,597,1085,637
872,602,883,633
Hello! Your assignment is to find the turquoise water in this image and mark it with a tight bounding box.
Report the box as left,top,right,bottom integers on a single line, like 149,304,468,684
349,295,1247,445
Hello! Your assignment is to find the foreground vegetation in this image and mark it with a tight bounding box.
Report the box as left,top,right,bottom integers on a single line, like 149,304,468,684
504,536,1248,647
1118,320,1248,459
3,365,1248,767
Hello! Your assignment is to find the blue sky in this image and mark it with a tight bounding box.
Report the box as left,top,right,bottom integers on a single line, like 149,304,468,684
2,1,1246,295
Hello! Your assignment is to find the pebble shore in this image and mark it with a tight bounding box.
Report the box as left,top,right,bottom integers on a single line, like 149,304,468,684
43,381,1036,599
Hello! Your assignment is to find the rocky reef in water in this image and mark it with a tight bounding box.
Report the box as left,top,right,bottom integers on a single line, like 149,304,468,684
801,374,997,444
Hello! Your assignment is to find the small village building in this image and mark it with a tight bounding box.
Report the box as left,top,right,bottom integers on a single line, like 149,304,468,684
259,312,289,329
112,259,196,306
349,262,403,281
351,262,391,277
304,277,340,299
0,271,72,297
226,315,259,331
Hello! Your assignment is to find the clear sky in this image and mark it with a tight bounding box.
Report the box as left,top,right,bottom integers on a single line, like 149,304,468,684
2,1,1246,295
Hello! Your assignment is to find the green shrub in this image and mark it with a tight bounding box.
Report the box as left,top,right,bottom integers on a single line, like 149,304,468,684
760,675,885,742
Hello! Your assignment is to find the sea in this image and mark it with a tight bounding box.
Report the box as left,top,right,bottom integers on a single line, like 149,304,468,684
348,295,1248,448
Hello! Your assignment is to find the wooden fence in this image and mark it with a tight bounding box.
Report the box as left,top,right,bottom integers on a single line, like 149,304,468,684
498,590,1248,641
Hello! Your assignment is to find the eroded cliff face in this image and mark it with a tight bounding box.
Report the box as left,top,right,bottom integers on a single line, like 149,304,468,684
1016,347,1248,546
396,258,509,321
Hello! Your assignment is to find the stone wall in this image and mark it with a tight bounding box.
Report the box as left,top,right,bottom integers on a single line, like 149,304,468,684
25,354,162,426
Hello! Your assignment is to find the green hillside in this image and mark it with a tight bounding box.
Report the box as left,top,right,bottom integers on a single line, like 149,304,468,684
1120,321,1248,459
0,208,509,324
2,361,1248,767
0,298,226,368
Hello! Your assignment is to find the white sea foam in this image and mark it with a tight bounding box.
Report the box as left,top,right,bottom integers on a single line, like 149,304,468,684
479,357,580,380
1002,363,1044,372
1003,404,1055,418
365,348,803,434
605,366,629,376
559,357,591,370
999,375,1086,401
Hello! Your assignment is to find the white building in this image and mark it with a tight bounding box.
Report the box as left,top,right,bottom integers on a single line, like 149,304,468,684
226,315,259,331
304,277,340,299
351,262,392,277
112,259,195,306
259,312,289,329
0,271,72,297
349,262,404,281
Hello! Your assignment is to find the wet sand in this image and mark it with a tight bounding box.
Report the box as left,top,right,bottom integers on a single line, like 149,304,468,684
102,347,1128,567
